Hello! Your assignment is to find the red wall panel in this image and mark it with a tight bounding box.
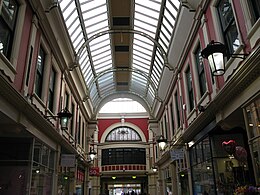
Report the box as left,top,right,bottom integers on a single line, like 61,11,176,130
14,6,33,90
98,118,149,141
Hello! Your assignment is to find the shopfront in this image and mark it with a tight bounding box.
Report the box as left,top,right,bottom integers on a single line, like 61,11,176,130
243,95,260,185
0,137,56,195
190,127,254,195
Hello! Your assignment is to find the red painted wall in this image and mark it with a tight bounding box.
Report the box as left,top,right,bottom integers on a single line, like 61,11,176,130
14,5,33,91
98,118,149,142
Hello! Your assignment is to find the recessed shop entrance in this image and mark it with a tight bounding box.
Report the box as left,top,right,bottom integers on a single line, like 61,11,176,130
100,175,148,195
108,183,141,195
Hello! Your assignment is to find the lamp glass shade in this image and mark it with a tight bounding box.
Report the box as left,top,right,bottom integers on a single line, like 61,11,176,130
89,148,97,160
208,52,225,76
60,117,69,130
57,108,72,130
201,41,227,76
89,153,96,160
152,167,157,172
158,141,166,150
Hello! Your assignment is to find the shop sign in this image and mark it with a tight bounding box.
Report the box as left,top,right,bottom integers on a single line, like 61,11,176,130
60,154,76,167
89,167,100,176
170,149,184,161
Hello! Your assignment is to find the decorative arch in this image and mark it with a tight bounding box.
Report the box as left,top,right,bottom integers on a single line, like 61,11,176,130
100,122,146,143
105,126,141,142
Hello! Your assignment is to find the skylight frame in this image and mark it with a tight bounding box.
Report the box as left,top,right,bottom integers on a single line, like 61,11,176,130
58,0,181,113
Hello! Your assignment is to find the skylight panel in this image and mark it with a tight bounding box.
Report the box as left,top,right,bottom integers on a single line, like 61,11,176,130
135,1,161,14
133,54,150,65
84,12,108,27
133,64,149,75
70,25,82,42
59,0,75,18
133,44,153,56
153,64,162,79
72,31,84,50
95,63,112,74
132,72,147,84
132,60,149,70
151,73,160,86
90,39,110,52
86,20,108,35
99,76,113,86
160,24,172,42
155,52,164,68
132,59,151,71
135,20,157,35
90,34,108,45
92,47,111,58
80,0,106,12
65,8,78,28
167,0,179,17
135,12,158,26
133,49,151,61
92,49,111,60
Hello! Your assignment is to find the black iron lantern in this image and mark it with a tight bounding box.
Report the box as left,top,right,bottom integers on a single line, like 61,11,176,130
201,41,227,76
89,148,97,161
57,108,73,130
152,166,157,172
157,135,167,150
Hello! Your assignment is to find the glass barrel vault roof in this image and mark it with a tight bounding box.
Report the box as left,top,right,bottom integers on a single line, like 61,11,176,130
58,0,181,114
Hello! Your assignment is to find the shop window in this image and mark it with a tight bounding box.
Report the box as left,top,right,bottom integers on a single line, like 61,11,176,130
31,140,55,195
211,131,253,194
0,0,18,58
48,67,56,112
217,0,240,54
245,98,260,139
245,97,260,183
35,46,46,98
194,45,207,96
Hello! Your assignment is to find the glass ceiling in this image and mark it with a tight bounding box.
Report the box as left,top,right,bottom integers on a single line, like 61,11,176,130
58,0,181,114
99,98,146,113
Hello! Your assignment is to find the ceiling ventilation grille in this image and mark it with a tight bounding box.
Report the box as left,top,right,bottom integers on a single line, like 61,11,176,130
113,17,130,26
115,46,129,52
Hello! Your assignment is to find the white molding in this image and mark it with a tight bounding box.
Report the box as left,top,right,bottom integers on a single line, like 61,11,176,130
100,122,146,143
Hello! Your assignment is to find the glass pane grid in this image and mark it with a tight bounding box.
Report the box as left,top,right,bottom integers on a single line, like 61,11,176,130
58,0,182,109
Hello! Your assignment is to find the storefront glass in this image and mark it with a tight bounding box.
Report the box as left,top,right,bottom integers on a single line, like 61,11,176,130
245,97,260,184
30,140,55,195
0,137,32,195
191,132,253,195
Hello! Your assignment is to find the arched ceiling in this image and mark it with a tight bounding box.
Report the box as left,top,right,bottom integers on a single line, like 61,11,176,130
58,0,181,116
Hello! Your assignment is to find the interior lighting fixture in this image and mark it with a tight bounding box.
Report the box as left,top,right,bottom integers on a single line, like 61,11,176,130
46,108,72,130
89,148,97,161
152,166,157,172
156,135,167,150
112,176,116,180
132,176,136,179
201,40,248,76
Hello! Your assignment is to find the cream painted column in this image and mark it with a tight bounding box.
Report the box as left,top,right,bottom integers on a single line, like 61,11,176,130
171,162,178,195
87,121,100,195
148,172,158,195
91,176,100,195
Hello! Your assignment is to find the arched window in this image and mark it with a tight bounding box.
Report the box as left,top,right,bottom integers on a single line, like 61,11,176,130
105,126,141,142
